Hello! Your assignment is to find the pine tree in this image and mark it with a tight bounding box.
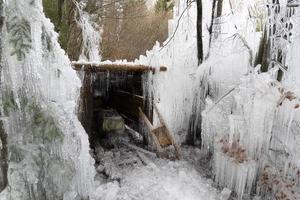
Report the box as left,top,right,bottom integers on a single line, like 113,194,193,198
7,15,32,61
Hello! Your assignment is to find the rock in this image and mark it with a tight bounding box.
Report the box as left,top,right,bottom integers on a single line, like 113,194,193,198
104,161,122,181
219,188,232,200
63,191,81,200
100,109,124,133
94,145,105,161
96,165,105,173
253,195,261,200
114,151,121,159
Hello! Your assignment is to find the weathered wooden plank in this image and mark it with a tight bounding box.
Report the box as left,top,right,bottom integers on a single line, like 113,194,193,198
71,61,168,73
77,71,93,135
152,126,172,147
154,104,181,159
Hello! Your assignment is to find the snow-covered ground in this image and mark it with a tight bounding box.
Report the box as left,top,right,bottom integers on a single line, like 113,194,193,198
117,159,218,200
92,145,221,200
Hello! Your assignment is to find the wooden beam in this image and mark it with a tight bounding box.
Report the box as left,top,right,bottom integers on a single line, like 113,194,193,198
287,4,299,7
154,104,181,159
71,61,167,73
138,107,164,155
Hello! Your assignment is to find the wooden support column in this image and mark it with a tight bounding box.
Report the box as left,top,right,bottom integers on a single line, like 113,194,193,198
78,71,94,135
138,107,164,155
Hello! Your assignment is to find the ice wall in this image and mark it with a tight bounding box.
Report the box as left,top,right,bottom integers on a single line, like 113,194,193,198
199,0,300,199
141,0,300,198
139,0,260,144
139,0,199,144
0,0,96,199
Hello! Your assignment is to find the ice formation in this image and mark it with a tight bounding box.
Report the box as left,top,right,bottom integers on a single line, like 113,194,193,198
140,0,300,199
200,0,300,199
72,0,102,62
0,0,299,199
0,0,96,199
138,0,199,144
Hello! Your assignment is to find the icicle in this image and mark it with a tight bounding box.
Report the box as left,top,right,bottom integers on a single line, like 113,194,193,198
0,0,96,199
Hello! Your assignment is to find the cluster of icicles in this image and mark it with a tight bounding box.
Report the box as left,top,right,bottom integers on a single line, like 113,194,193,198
200,1,300,199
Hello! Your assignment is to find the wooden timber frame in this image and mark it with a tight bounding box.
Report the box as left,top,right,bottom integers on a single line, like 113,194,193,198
74,61,167,140
72,61,167,73
139,104,181,160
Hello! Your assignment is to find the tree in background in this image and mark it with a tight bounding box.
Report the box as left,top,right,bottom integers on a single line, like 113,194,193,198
155,0,174,13
101,0,172,61
43,0,172,61
42,0,70,52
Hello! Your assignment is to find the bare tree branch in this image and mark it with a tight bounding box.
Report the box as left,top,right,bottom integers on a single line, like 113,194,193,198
159,0,196,51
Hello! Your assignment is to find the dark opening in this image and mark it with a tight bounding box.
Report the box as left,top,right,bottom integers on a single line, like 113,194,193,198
78,71,152,153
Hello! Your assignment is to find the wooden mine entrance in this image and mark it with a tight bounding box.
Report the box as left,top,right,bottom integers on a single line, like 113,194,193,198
72,61,180,159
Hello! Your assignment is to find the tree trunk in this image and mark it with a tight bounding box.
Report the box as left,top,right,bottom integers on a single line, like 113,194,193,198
206,0,217,59
0,0,8,192
255,29,270,72
196,0,203,64
216,0,223,17
58,0,65,26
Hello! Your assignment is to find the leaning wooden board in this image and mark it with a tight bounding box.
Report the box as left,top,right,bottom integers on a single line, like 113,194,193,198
138,105,181,159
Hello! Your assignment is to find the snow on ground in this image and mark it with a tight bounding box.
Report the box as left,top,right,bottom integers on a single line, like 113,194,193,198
117,159,218,200
92,146,220,200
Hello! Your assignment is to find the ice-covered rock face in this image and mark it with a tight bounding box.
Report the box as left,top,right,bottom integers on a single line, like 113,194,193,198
0,0,96,199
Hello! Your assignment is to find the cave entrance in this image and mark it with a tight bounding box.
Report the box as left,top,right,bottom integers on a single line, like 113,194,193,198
73,62,167,151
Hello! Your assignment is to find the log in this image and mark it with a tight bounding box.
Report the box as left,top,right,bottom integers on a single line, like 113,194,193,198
120,140,157,158
71,61,167,73
125,125,142,137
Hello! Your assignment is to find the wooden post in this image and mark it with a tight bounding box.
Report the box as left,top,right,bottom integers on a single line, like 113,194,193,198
77,71,94,135
138,107,164,155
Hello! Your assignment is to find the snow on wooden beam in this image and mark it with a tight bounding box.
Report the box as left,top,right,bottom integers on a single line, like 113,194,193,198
71,61,167,73
287,1,300,7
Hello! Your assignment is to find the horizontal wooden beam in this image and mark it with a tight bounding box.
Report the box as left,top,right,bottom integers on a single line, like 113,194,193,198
71,61,167,73
287,4,299,7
